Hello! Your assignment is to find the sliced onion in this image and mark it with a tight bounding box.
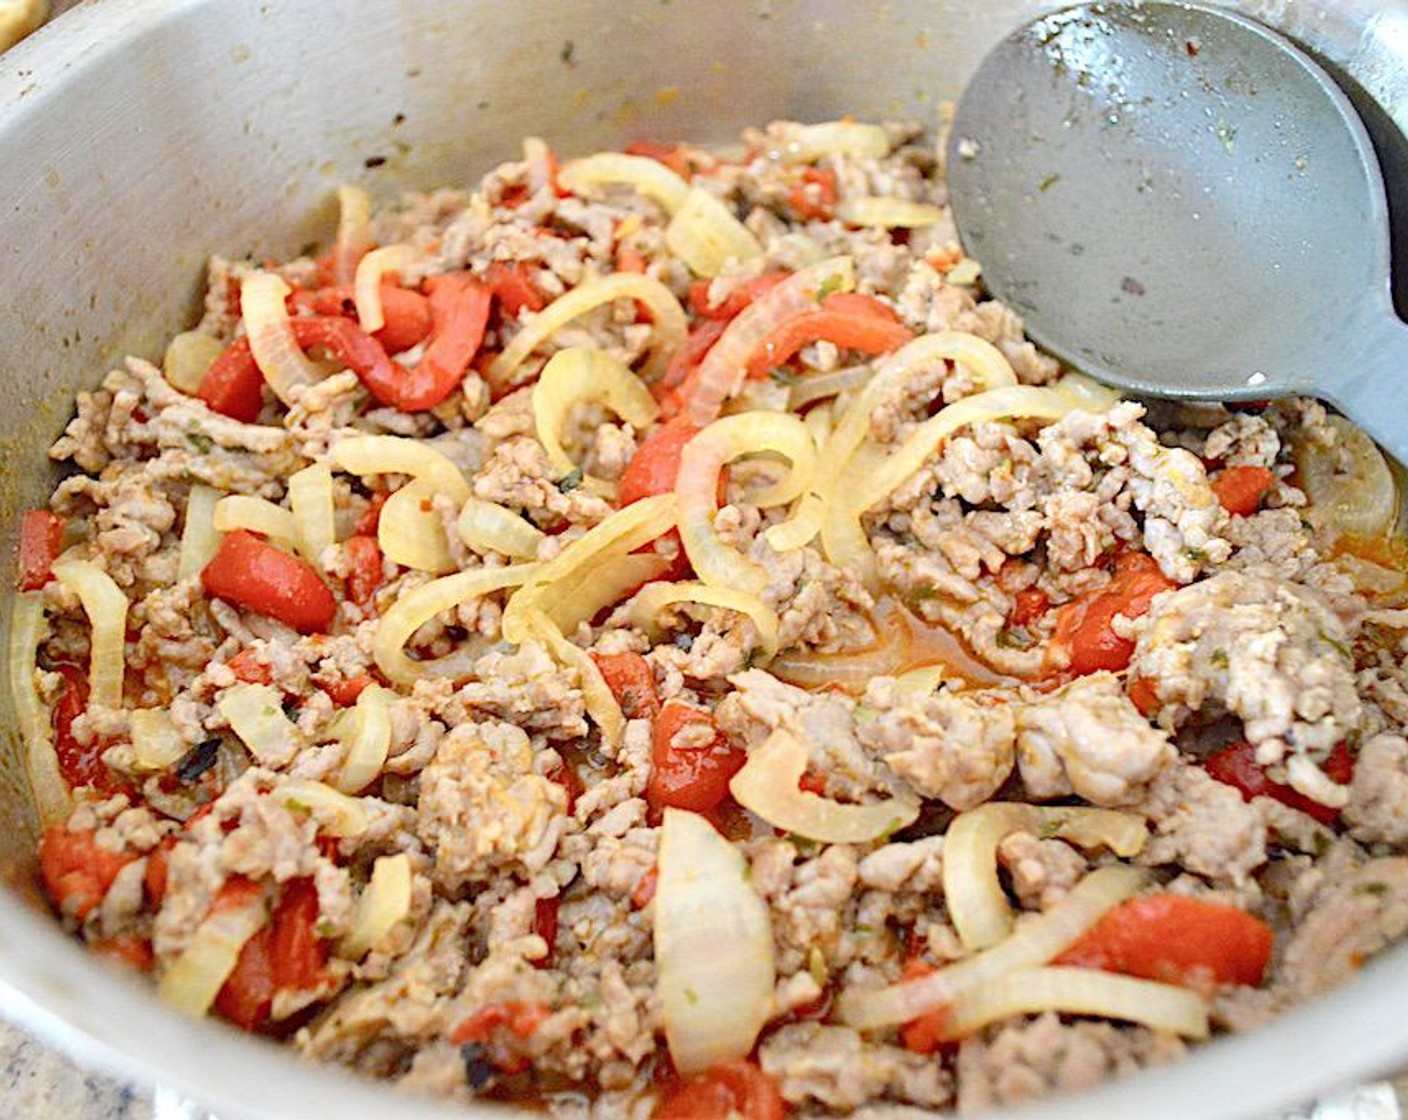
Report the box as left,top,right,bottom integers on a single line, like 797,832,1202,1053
288,463,336,572
684,257,856,426
456,498,545,560
665,187,764,278
130,709,190,771
501,495,676,644
788,364,874,410
270,778,370,838
332,683,393,794
1054,372,1122,412
834,198,947,228
836,864,1146,1029
772,121,891,164
216,682,306,768
51,558,127,711
331,435,471,501
944,966,1209,1041
241,271,324,404
523,136,557,196
178,484,222,581
558,152,691,213
332,185,373,286
533,346,660,497
655,808,775,1075
1297,415,1397,538
354,244,425,333
341,852,413,959
488,273,688,388
546,552,670,635
212,495,300,553
943,801,1148,952
379,478,456,574
771,600,910,691
730,728,918,843
374,563,539,685
677,412,816,596
8,591,70,825
629,580,780,662
523,607,624,748
158,892,268,1018
763,492,825,552
163,331,225,393
891,665,948,698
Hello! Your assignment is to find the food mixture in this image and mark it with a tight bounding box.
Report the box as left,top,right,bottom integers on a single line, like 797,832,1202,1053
15,117,1408,1118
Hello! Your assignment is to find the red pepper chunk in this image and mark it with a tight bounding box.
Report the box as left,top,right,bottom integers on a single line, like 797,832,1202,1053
450,1000,551,1045
1049,552,1178,676
656,1060,787,1120
687,272,789,321
202,530,337,634
744,291,914,379
1057,894,1274,992
215,877,328,1033
292,283,433,354
788,167,838,221
592,651,661,720
647,702,745,815
1211,465,1276,517
38,825,136,920
1204,740,1355,826
344,533,384,608
619,420,700,507
17,509,63,591
1008,587,1050,628
389,272,492,412
485,261,547,316
624,140,694,180
656,323,726,419
897,959,954,1055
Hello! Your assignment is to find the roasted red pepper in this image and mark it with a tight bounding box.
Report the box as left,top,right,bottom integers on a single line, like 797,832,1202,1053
17,509,63,591
201,530,337,634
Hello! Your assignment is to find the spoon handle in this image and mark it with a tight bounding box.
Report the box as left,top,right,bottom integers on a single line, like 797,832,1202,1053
1321,308,1408,467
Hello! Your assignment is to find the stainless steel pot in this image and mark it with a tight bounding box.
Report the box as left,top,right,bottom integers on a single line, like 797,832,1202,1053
2,2,1407,1117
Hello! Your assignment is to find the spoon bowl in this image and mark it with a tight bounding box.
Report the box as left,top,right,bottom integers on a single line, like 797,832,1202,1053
946,0,1408,461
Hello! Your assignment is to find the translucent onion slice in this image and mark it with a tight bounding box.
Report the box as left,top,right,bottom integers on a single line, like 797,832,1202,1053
1054,372,1122,412
533,347,660,497
130,709,190,771
836,865,1146,1030
523,136,557,196
788,363,874,410
774,121,891,164
330,435,472,502
944,966,1210,1041
51,558,127,711
730,728,918,843
677,411,816,596
629,580,780,662
943,801,1148,952
523,607,624,748
216,682,305,768
833,198,947,228
354,244,425,333
158,893,267,1018
685,257,856,426
1298,415,1398,539
271,778,370,838
332,683,393,794
374,563,539,685
665,187,765,278
487,273,688,388
332,185,373,286
547,552,671,635
655,808,775,1075
241,271,324,404
178,485,222,581
7,592,70,825
379,478,456,574
558,152,691,213
456,498,545,560
212,495,300,553
501,495,676,644
763,492,826,552
341,852,413,959
891,665,948,699
770,599,910,692
288,463,337,572
163,331,225,393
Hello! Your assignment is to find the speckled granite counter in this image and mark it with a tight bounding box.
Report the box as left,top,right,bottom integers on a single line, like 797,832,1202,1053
0,1019,152,1120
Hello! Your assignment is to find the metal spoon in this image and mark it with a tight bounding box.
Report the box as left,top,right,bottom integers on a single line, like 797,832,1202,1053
945,0,1408,463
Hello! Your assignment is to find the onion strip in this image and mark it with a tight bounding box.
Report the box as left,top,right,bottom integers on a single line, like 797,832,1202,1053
332,683,393,794
729,728,919,842
163,331,224,394
288,463,337,572
7,592,70,825
558,153,691,213
178,485,222,581
332,185,373,286
665,187,764,278
774,121,891,164
158,894,267,1018
217,683,305,769
379,478,456,574
130,709,190,771
456,498,545,560
488,273,688,388
330,435,471,501
271,778,370,837
51,558,127,711
546,552,671,635
212,495,300,552
240,271,324,404
834,198,947,228
523,607,624,748
628,580,780,662
354,244,425,333
342,853,413,959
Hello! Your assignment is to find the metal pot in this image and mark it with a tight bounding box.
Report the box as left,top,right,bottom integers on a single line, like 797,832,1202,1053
1,2,1406,1117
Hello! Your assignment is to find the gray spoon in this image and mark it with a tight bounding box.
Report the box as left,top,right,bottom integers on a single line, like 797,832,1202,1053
945,0,1408,463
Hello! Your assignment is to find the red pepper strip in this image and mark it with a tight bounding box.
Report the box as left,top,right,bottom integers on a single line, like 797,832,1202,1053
17,509,63,591
215,878,328,1032
546,762,585,814
38,825,136,920
450,1001,551,1045
344,534,384,608
656,321,727,417
897,960,954,1054
656,1061,787,1120
591,651,661,720
533,897,559,968
688,272,789,321
196,338,268,422
291,283,433,354
91,935,154,972
1049,551,1178,676
1008,587,1050,628
646,702,746,816
226,648,273,685
744,292,914,379
1204,740,1355,826
624,140,694,180
788,167,838,221
619,420,701,507
485,261,547,315
631,866,658,910
319,674,375,707
386,272,492,411
51,662,118,792
1211,465,1275,517
201,530,337,634
1056,893,1274,992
